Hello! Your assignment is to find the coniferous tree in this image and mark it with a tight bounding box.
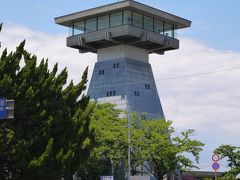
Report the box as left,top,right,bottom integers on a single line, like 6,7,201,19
0,25,204,180
0,38,92,179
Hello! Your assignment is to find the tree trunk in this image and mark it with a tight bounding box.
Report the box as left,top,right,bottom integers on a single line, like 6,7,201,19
156,172,165,180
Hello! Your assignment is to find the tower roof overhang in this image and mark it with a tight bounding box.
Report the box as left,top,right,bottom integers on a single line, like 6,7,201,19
55,0,191,30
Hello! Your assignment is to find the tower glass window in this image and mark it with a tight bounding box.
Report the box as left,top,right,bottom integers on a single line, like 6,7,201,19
56,0,191,122
110,12,122,27
73,21,85,35
144,16,153,31
173,27,177,38
154,20,164,34
98,15,109,30
68,11,177,39
123,10,132,25
85,18,97,33
133,12,143,28
164,23,174,37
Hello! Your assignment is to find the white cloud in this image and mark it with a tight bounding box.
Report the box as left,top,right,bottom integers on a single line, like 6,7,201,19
1,24,240,170
150,37,240,170
150,38,240,141
0,23,96,85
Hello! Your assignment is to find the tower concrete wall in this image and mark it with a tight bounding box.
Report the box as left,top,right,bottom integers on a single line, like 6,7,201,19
88,46,164,119
97,45,149,63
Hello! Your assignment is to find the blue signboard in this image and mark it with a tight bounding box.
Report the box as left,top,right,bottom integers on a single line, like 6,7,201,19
0,98,7,119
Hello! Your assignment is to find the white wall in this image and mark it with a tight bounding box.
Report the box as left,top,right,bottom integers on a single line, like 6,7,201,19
97,45,149,62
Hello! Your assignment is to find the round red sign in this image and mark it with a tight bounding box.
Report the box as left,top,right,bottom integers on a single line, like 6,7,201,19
212,154,220,162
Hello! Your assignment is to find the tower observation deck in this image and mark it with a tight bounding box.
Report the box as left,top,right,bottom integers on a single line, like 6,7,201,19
55,0,191,119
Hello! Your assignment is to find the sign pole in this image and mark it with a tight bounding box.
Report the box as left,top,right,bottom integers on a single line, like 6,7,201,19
212,152,220,180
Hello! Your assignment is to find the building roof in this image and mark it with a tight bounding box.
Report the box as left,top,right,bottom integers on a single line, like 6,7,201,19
55,0,191,29
183,171,223,178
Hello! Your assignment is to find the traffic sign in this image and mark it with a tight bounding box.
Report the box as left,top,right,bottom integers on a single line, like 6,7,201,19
212,162,220,171
212,154,220,162
0,98,7,119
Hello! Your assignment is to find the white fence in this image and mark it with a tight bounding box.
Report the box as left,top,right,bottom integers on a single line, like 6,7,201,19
100,176,156,180
100,176,114,180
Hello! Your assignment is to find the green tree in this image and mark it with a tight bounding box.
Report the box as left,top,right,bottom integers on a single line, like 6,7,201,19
0,24,204,180
130,118,204,180
0,39,92,179
217,144,240,179
85,109,204,180
84,103,128,179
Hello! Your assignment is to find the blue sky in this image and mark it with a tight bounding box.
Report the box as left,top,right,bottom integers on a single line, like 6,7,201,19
1,0,240,51
1,0,240,173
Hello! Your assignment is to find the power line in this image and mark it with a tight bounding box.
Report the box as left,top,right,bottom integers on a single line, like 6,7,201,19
155,66,240,81
168,95,240,113
88,65,240,89
87,65,240,113
95,94,240,114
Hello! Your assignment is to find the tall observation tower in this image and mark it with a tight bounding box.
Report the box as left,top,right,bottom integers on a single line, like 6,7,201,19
55,0,191,119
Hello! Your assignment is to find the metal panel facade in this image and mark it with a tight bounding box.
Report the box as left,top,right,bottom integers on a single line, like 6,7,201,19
88,58,164,119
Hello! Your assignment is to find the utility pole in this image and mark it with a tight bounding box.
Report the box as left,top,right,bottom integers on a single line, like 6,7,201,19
127,113,131,180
